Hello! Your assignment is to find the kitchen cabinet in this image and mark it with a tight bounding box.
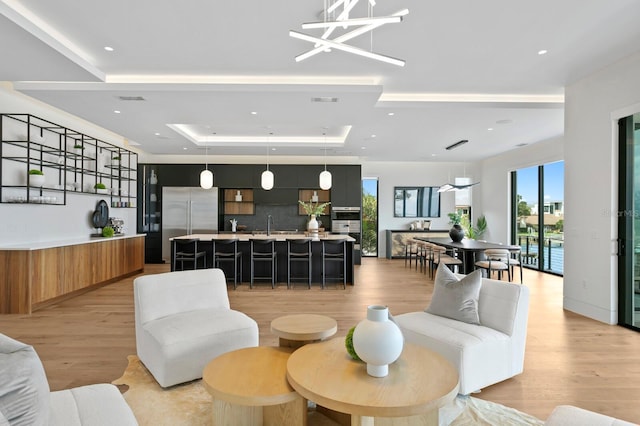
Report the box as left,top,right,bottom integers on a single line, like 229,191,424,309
0,113,137,206
223,189,254,215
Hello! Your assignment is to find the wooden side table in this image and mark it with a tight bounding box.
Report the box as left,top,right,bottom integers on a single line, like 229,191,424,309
271,314,338,348
287,338,459,426
203,346,306,426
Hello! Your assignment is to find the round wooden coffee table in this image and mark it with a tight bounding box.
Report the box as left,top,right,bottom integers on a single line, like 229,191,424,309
203,346,306,426
270,313,338,348
286,338,459,426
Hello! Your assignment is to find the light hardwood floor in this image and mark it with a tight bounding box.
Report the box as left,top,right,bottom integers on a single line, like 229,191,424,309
0,258,639,423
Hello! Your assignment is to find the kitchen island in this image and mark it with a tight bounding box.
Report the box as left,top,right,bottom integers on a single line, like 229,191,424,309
171,233,356,285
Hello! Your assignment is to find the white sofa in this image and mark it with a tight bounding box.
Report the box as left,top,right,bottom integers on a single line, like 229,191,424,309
134,268,259,388
394,273,530,395
545,405,636,426
0,333,138,426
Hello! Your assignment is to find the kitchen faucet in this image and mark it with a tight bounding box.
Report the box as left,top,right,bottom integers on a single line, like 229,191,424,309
267,214,274,236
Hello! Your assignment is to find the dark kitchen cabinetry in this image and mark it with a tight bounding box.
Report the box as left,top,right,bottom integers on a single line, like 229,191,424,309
330,166,362,207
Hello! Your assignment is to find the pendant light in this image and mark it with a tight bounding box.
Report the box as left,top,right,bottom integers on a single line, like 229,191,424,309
200,146,213,189
261,133,274,190
319,132,332,190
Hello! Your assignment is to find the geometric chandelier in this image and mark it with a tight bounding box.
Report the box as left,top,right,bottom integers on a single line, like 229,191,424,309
290,0,409,67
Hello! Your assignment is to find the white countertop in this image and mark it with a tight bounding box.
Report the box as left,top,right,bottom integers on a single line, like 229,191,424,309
0,233,146,251
172,233,355,242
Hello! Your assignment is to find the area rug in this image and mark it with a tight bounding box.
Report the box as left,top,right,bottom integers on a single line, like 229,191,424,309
113,355,544,426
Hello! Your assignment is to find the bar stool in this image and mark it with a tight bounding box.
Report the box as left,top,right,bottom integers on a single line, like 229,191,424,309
214,239,242,289
287,238,312,289
321,238,347,289
173,239,207,271
250,239,277,289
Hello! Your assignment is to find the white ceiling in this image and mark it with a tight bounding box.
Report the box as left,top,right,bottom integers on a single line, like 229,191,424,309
1,0,639,162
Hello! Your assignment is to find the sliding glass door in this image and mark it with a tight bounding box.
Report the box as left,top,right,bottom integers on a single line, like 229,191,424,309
511,161,564,275
618,114,640,330
362,178,378,257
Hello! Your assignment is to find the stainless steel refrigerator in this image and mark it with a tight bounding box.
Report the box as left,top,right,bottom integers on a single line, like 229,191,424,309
162,187,219,261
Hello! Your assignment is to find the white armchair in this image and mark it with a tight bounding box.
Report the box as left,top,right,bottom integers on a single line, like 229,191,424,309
394,271,530,395
134,268,259,388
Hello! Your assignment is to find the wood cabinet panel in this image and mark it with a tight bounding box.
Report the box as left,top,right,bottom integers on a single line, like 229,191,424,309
0,236,145,314
31,248,64,304
0,251,30,314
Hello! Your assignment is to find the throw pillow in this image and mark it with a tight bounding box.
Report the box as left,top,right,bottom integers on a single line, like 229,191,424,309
425,263,482,325
0,333,50,426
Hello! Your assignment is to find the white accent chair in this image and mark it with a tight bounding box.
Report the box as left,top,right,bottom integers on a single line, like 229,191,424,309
394,275,530,395
134,268,259,388
0,333,138,426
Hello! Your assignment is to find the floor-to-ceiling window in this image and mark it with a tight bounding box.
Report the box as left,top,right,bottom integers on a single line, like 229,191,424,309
618,113,640,330
511,161,564,275
362,178,378,257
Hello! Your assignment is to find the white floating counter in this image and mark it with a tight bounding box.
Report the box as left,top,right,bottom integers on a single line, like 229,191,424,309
0,233,147,251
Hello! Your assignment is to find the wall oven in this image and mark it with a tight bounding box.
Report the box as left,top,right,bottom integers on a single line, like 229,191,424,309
331,207,361,264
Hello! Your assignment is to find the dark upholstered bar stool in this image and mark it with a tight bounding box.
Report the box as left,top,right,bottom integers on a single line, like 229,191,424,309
321,238,347,289
250,239,277,289
173,239,207,271
213,239,242,289
286,238,312,289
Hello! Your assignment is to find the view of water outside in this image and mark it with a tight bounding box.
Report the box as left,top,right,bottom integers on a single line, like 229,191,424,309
515,161,564,275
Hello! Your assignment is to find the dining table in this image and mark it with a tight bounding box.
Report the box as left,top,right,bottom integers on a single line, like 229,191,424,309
414,237,521,274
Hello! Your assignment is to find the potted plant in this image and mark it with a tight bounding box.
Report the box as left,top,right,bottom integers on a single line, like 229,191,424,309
28,169,45,187
461,214,487,240
447,211,465,242
73,144,84,155
298,200,331,232
112,155,121,166
94,182,108,194
101,225,115,238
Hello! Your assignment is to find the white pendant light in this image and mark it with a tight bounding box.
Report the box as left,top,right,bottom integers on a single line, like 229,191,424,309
319,135,332,190
200,146,213,189
261,134,274,190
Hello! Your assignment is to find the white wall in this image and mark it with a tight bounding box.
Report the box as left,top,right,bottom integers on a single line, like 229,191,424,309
0,84,137,245
563,51,640,324
361,161,480,257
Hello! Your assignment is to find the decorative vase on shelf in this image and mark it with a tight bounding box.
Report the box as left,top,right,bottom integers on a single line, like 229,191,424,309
352,305,404,378
311,190,319,202
235,190,243,202
308,214,319,232
149,170,158,185
449,224,465,242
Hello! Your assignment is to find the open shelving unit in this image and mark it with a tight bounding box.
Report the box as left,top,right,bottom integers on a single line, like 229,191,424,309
223,188,255,215
298,189,330,215
0,113,137,206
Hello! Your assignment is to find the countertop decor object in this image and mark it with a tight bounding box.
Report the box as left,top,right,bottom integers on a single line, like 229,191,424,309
345,326,361,361
352,305,404,377
448,212,465,242
298,200,331,217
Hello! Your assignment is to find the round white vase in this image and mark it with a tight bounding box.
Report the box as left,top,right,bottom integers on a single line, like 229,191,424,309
352,305,404,377
308,214,319,232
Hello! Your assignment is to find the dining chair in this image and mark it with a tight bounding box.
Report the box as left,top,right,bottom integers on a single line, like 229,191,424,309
508,248,524,283
430,245,462,278
474,248,511,281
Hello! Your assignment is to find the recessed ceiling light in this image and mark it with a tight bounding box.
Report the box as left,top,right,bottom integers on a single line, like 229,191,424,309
183,147,188,150
154,132,161,136
538,49,548,55
361,146,366,150
487,128,493,131
113,110,121,114
387,112,395,116
251,111,257,115
371,134,377,138
431,153,437,157
271,147,276,151
104,46,114,52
